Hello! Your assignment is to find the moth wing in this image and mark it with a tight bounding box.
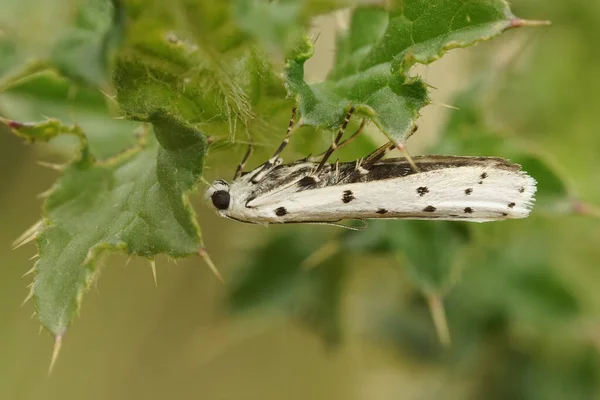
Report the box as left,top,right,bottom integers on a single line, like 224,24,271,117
253,164,536,223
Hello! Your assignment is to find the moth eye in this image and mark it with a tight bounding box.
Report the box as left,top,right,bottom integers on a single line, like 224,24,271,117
211,190,231,210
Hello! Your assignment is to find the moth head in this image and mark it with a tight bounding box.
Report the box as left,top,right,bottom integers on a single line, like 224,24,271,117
204,179,231,211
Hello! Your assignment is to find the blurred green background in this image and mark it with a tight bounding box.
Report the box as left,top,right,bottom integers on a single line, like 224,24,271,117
1,1,600,399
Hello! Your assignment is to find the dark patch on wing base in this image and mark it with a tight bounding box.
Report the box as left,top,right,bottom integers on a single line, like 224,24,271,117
298,176,317,188
508,202,516,208
464,207,473,214
423,205,436,212
376,208,388,214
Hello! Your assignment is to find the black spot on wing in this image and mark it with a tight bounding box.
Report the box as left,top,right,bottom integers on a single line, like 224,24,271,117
423,205,436,212
480,172,488,179
519,187,525,193
508,202,516,208
342,190,355,203
465,188,473,195
274,207,288,216
417,186,429,196
298,176,317,188
464,207,473,214
376,208,388,214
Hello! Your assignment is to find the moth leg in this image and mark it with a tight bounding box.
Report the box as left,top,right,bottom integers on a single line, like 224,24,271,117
233,140,254,180
359,125,420,172
309,118,367,162
315,106,356,173
251,107,300,183
361,142,395,171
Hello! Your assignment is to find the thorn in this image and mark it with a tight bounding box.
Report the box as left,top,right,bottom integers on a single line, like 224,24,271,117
167,257,178,265
12,220,43,250
37,188,53,199
395,142,420,173
149,259,157,286
572,201,600,219
124,256,132,268
301,241,341,269
48,335,63,375
29,253,39,261
431,101,460,111
98,89,119,107
509,18,552,29
426,293,451,347
21,290,34,307
198,248,224,284
37,161,64,171
38,325,44,335
22,265,36,277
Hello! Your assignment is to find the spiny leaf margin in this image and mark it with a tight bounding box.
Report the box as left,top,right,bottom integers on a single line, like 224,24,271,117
285,0,545,144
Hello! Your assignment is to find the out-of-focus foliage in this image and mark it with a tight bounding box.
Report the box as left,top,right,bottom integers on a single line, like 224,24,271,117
1,0,600,399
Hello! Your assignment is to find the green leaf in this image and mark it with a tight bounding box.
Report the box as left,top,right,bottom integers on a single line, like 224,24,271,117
0,73,139,159
50,0,123,88
343,220,471,294
233,0,355,54
113,1,295,144
228,231,347,346
285,0,536,143
0,0,122,90
4,113,206,337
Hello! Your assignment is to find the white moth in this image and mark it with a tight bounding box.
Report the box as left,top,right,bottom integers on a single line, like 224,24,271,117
205,153,536,225
204,107,536,225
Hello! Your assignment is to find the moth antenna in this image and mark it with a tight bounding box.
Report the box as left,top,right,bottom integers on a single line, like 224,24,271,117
234,139,254,180
311,31,322,46
301,219,367,231
250,107,300,183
